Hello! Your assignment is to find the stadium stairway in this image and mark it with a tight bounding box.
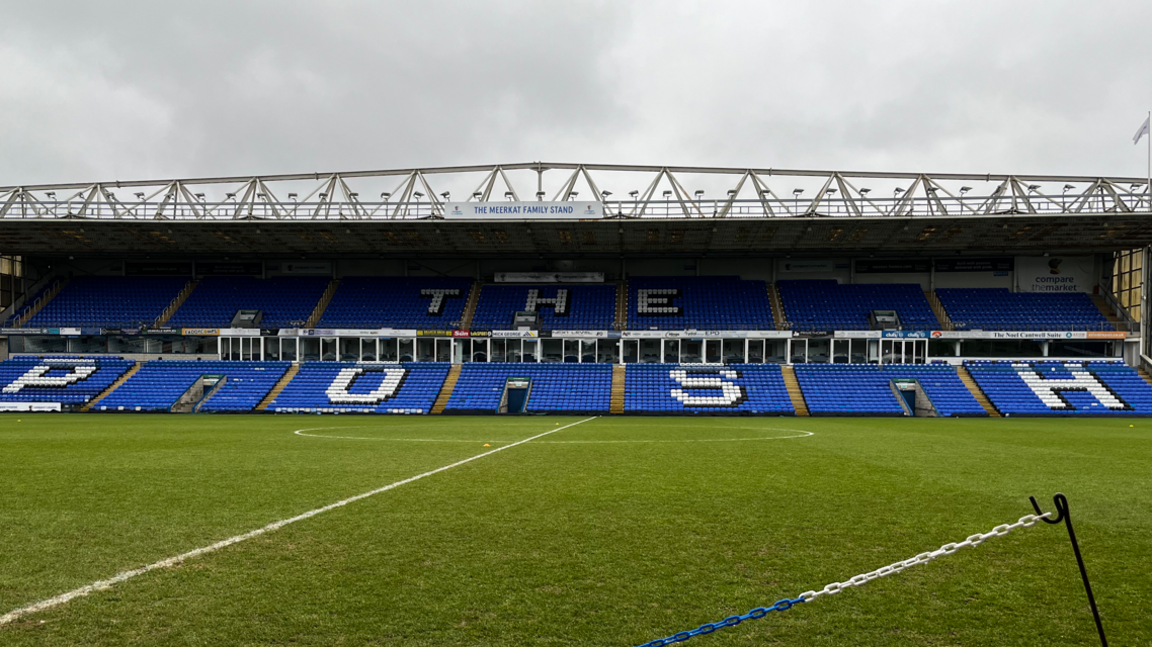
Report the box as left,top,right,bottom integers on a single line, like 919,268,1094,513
305,279,340,328
431,364,462,414
615,280,628,329
1138,366,1152,388
16,278,68,327
459,281,482,329
780,365,809,416
1089,295,1123,330
255,363,300,411
80,360,142,412
768,283,788,330
154,280,198,328
926,290,953,330
610,364,626,413
957,365,1000,417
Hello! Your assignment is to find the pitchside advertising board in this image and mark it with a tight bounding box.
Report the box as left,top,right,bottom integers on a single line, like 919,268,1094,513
443,202,605,219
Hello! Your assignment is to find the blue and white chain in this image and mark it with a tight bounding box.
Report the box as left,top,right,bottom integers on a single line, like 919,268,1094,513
633,512,1051,647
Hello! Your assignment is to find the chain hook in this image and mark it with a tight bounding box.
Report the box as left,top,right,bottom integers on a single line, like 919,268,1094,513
1028,492,1067,525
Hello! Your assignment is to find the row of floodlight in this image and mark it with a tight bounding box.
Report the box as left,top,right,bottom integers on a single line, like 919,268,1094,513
25,181,1152,210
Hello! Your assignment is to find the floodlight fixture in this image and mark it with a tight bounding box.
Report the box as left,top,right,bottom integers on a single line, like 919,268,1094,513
349,192,359,199
440,191,450,201
959,186,972,196
194,193,206,201
1028,184,1041,193
629,190,639,199
45,191,56,199
413,192,425,199
504,191,514,201
601,190,612,198
536,191,546,200
1130,183,1145,192
135,192,146,200
570,191,579,199
288,193,298,201
318,192,328,201
792,188,804,196
826,188,838,195
472,192,482,200
662,190,673,198
380,192,391,200
859,188,871,195
695,190,705,199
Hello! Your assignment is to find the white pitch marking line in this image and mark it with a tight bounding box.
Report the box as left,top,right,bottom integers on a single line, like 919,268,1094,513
295,426,814,444
0,416,599,627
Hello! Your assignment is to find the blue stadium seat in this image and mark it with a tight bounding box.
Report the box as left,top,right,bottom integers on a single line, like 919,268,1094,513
95,360,289,412
445,363,612,413
0,356,134,405
794,364,986,417
627,276,774,331
777,280,937,332
269,362,450,414
966,360,1152,415
470,284,616,331
937,289,1111,331
623,363,794,414
168,276,330,329
319,277,474,329
26,276,188,328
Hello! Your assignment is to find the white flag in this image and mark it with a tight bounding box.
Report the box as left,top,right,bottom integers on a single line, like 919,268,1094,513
1134,115,1150,145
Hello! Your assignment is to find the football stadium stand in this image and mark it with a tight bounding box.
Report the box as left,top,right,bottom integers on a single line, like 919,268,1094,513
622,363,795,414
626,277,774,330
793,364,987,417
167,276,330,329
25,276,188,328
469,284,616,331
0,356,135,405
444,363,612,413
268,362,450,414
777,280,938,331
936,288,1112,331
318,277,475,329
965,360,1152,415
95,360,289,412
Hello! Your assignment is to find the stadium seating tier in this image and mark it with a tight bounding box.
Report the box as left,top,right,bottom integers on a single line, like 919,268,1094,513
777,280,937,332
469,284,617,331
794,364,986,417
26,276,188,328
168,276,330,329
626,276,774,331
937,288,1111,331
966,360,1152,415
623,363,794,414
319,277,475,329
0,357,135,405
269,362,450,414
96,361,290,412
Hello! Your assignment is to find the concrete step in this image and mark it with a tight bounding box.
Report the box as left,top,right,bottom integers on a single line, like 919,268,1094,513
81,361,142,412
256,363,300,411
957,365,1000,417
780,365,809,416
431,364,463,414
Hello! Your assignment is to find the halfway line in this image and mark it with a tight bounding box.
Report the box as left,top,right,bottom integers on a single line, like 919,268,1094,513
0,416,598,627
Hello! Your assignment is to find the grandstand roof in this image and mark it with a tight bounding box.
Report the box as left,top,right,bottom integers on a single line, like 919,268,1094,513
3,162,1151,256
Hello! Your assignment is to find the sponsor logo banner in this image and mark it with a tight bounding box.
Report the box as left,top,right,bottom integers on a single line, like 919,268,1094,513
934,257,1014,272
854,259,930,274
550,330,609,339
444,201,604,220
1017,255,1094,293
491,330,540,338
494,272,605,283
182,328,220,336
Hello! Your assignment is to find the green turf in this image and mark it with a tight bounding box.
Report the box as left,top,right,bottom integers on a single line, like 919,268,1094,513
1,413,1149,646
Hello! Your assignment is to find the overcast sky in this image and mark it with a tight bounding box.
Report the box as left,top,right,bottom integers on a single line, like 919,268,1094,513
2,1,1152,188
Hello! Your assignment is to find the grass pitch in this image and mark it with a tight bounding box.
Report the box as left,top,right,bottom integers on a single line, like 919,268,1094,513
0,413,1149,646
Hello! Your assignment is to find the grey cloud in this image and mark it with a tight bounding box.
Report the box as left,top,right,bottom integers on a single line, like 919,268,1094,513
1,0,1150,187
